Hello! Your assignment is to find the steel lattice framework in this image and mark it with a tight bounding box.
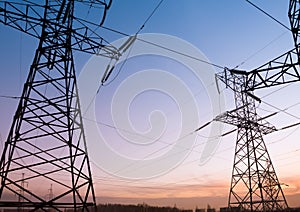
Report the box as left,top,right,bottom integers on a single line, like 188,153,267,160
0,0,119,210
215,0,300,211
1,0,300,211
216,70,289,211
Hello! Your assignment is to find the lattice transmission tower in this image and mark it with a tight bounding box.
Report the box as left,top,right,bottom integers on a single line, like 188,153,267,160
0,0,119,210
215,0,300,211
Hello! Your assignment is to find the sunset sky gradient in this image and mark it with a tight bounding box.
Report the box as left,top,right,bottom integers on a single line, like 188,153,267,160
0,0,300,210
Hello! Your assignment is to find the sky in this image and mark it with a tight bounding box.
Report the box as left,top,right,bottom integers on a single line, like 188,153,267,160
1,0,300,210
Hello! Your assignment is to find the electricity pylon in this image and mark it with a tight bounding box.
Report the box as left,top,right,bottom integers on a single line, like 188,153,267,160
215,0,300,211
216,69,288,211
0,0,119,210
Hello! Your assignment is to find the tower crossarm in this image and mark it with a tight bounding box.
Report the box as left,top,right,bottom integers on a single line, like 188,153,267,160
217,46,300,93
0,1,44,38
70,21,120,58
246,45,300,90
214,107,277,135
0,0,120,58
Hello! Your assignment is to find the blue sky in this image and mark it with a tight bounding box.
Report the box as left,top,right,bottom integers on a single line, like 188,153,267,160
0,0,300,209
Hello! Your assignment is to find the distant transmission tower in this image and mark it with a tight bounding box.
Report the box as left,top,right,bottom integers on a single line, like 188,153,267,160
0,0,119,210
215,0,300,211
17,173,28,211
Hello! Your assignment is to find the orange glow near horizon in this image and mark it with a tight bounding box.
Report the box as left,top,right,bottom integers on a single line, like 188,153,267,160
92,174,300,209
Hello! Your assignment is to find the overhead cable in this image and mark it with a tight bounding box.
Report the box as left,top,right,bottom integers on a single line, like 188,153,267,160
245,0,290,31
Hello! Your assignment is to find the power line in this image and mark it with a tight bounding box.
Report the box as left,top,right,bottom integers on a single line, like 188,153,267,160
136,0,165,34
82,38,135,116
87,117,300,189
103,1,290,71
139,38,224,69
260,83,292,99
276,149,300,161
86,115,219,176
90,126,300,189
101,38,135,86
88,98,300,178
89,132,300,191
245,0,290,31
100,25,224,69
83,1,165,113
0,95,20,99
84,113,235,157
233,31,288,69
233,1,290,69
77,10,225,69
268,125,300,145
1,79,223,165
91,126,233,178
101,0,164,84
260,99,300,121
90,141,240,189
4,91,298,175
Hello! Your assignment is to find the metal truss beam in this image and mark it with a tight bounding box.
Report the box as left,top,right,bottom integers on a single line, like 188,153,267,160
0,0,119,57
218,47,300,93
